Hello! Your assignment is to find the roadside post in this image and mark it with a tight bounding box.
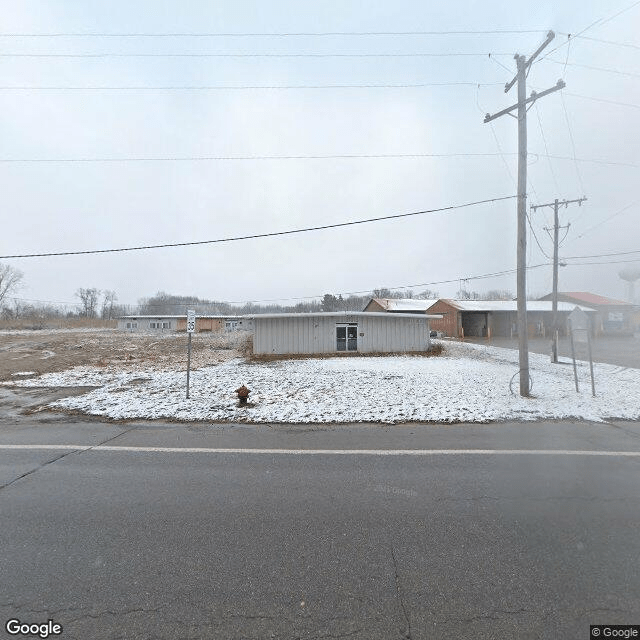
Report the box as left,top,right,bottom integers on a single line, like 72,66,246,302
186,309,196,399
568,307,595,396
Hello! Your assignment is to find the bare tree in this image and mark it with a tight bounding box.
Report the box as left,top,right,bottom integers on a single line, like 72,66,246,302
102,290,118,320
75,288,101,318
416,289,439,299
0,262,24,308
482,289,514,301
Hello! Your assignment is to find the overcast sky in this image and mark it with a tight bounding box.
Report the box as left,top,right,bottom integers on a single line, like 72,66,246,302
1,0,639,310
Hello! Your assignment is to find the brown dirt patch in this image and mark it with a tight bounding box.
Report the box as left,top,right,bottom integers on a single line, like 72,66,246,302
0,329,246,382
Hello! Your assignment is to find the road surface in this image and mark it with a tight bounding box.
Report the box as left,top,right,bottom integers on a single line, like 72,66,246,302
2,415,640,639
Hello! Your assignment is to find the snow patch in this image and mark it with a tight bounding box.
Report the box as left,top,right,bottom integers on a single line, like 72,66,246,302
4,342,640,424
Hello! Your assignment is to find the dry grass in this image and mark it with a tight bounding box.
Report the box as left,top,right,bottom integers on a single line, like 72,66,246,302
0,318,117,330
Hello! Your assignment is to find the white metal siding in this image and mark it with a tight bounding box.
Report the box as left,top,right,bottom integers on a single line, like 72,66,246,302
253,315,429,355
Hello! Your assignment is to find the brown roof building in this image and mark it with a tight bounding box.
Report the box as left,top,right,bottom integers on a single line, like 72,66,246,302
537,292,634,335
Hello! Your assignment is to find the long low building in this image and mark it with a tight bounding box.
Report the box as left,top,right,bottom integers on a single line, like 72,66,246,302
250,312,440,355
117,315,254,332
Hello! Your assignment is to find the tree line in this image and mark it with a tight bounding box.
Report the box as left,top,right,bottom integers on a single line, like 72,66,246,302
1,260,531,326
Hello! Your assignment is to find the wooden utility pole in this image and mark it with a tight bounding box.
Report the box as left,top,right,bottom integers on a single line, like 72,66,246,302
531,196,586,362
484,30,565,396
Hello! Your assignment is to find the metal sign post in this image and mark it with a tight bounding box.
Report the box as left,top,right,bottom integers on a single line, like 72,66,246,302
568,307,595,396
586,326,596,397
186,309,196,399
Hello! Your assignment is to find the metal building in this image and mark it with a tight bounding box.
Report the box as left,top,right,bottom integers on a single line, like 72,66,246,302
251,312,439,355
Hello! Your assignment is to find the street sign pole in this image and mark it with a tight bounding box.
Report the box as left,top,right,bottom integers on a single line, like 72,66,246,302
569,327,579,393
587,327,596,397
186,309,196,399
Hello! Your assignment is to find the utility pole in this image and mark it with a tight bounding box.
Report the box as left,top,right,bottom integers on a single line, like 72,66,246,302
531,196,586,363
484,30,565,397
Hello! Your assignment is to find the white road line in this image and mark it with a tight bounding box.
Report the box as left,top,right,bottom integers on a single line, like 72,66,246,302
1,444,640,456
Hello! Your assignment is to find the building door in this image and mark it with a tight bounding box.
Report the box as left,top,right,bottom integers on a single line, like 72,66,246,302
336,324,358,351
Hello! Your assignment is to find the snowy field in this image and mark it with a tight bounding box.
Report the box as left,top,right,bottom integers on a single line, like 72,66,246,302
4,341,640,423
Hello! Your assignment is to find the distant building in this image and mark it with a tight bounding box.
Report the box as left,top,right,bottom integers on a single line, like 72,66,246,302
366,298,594,339
250,312,439,355
427,299,597,339
118,315,225,332
538,292,634,336
224,317,254,332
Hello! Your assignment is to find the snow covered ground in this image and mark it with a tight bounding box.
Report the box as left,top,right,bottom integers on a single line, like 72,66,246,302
3,341,640,424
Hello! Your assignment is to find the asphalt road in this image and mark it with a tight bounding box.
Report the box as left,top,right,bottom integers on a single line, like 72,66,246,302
2,416,640,640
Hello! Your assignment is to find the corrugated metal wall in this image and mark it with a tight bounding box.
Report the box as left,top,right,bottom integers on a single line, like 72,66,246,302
253,315,429,355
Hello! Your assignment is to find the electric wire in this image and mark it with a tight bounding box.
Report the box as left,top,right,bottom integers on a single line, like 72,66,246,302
534,103,560,193
0,29,553,38
538,0,640,61
0,51,516,59
560,92,587,194
0,81,505,90
575,202,637,239
0,152,520,163
544,59,640,79
564,93,640,111
0,151,635,167
572,35,640,51
0,194,517,259
6,263,552,308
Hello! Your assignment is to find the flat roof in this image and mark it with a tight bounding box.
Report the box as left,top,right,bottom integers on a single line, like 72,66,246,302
441,300,593,312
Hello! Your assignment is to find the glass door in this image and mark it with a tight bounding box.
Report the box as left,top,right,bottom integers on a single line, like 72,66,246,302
336,324,358,351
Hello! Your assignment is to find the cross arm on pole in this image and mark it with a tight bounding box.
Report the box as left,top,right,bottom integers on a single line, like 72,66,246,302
531,196,587,211
504,30,555,93
484,79,565,123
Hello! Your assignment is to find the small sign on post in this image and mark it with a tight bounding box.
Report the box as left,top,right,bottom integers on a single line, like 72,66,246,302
568,307,596,396
186,309,196,399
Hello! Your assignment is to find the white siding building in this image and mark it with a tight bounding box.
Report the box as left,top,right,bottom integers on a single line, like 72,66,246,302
251,312,439,355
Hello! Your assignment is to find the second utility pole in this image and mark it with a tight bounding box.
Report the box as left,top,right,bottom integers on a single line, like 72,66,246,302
484,30,565,396
531,196,587,363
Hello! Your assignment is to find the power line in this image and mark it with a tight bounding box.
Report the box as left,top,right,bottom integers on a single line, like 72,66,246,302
0,51,515,59
565,257,640,266
526,211,552,259
0,29,551,38
563,248,640,260
6,264,550,309
544,58,640,79
539,0,640,60
575,202,637,239
534,103,560,194
540,154,639,168
560,92,586,194
0,194,517,260
0,151,635,166
565,93,640,111
573,35,640,51
0,152,519,163
0,81,505,90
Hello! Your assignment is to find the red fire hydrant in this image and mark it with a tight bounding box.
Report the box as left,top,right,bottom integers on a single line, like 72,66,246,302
235,385,250,406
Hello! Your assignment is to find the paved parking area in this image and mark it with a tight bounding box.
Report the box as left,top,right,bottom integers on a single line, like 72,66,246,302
467,335,640,369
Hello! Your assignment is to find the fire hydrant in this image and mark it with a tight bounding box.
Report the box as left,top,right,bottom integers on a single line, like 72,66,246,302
235,385,250,406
